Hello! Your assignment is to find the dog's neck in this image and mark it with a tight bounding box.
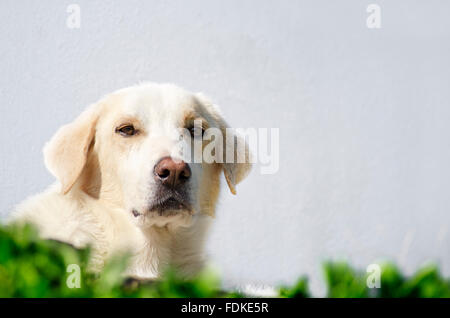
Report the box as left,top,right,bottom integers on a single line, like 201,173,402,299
125,225,174,279
129,214,211,279
73,188,211,279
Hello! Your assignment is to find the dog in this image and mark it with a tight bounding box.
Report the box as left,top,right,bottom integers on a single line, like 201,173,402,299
9,83,251,279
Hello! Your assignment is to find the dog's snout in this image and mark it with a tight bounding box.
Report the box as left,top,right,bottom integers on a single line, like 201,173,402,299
154,157,191,187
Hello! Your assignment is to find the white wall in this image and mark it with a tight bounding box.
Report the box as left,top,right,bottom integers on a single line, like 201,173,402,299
1,0,449,296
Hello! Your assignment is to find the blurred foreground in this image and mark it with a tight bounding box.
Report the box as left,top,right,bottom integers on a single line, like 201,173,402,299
0,224,449,298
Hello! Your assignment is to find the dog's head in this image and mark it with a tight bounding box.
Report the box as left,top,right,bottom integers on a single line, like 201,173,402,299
43,83,251,229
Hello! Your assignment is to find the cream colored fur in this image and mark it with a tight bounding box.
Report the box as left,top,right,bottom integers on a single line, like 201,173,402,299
9,83,251,279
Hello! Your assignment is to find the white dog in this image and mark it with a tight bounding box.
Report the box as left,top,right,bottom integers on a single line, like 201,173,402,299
10,83,251,279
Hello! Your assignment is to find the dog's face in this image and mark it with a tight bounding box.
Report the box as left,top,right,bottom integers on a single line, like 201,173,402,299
43,83,251,229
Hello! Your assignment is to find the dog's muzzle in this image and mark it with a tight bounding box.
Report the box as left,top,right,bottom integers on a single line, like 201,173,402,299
132,156,193,217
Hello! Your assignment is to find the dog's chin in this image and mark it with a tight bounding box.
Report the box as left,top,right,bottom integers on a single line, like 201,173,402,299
149,197,192,215
131,198,194,229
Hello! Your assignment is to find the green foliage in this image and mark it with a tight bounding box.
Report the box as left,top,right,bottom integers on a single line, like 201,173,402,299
324,262,368,297
321,261,450,298
0,223,231,298
0,223,90,297
1,223,450,298
376,263,450,298
279,277,309,298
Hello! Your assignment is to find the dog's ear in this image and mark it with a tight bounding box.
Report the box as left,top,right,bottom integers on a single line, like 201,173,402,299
43,105,99,194
221,132,252,195
195,93,252,195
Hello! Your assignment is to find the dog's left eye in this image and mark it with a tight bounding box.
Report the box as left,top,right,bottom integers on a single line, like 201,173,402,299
116,124,137,137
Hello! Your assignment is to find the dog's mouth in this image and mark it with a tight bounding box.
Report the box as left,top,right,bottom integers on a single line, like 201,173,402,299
132,193,192,218
152,196,191,214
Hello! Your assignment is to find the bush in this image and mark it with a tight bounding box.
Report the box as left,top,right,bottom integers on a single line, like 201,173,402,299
0,223,449,298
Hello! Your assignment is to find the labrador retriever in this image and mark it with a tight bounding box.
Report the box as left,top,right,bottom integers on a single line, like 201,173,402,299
10,83,251,279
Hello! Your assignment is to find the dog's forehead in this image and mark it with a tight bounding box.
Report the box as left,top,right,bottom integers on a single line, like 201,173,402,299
112,84,199,123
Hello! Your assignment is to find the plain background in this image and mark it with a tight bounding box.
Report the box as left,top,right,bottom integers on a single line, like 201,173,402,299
1,1,449,296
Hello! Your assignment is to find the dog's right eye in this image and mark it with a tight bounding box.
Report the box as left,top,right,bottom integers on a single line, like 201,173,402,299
189,126,205,138
115,124,137,137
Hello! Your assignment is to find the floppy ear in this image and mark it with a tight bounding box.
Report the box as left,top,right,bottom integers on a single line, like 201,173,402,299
195,93,252,195
43,106,99,194
222,132,252,195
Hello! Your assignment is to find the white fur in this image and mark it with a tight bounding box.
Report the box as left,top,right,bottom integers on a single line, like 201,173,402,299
9,83,251,279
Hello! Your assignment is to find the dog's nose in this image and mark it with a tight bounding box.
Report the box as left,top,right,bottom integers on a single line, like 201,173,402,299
154,157,191,187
